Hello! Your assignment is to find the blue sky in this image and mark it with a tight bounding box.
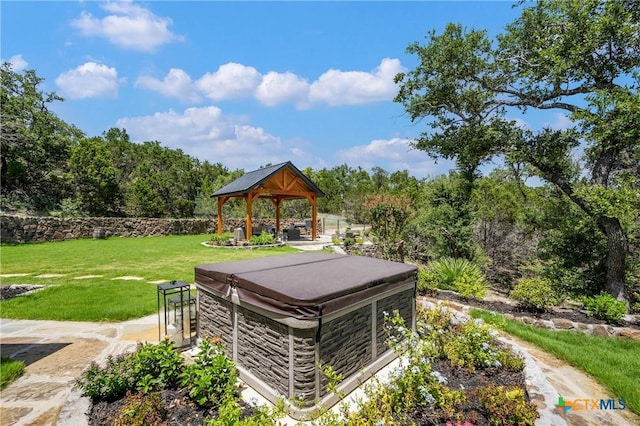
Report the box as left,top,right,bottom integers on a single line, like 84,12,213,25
1,1,572,177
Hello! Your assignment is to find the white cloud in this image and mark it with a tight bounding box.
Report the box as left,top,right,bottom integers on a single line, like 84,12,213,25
55,62,123,99
6,54,28,71
115,106,304,171
196,63,261,101
135,68,200,103
308,58,406,106
336,137,454,178
255,71,309,107
338,137,413,162
137,58,406,108
70,1,183,52
544,112,574,131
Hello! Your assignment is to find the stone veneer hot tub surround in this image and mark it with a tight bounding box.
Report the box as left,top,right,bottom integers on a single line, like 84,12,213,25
195,253,417,419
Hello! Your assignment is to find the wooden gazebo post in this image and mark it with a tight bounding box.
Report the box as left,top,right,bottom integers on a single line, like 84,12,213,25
306,194,318,240
275,198,282,234
217,196,229,236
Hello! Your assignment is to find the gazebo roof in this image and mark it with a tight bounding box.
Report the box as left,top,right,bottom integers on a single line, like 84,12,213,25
212,161,325,199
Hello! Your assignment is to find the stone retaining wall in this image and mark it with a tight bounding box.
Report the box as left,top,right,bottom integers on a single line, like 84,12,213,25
0,214,320,243
344,243,382,258
426,296,640,341
501,313,640,340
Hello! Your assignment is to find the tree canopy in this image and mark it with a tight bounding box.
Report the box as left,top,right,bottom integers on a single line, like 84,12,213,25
394,0,639,302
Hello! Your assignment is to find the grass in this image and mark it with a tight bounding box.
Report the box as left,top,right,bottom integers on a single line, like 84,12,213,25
0,355,25,389
471,308,640,416
0,234,299,321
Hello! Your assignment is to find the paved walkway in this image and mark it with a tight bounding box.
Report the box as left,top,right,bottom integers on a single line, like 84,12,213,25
0,314,159,426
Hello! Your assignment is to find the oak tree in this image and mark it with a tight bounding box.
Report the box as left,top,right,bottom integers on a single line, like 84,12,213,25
394,0,639,302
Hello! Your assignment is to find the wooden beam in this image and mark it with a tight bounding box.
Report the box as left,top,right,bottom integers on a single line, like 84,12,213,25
245,193,253,240
275,197,282,234
244,191,262,239
306,194,318,240
217,197,223,236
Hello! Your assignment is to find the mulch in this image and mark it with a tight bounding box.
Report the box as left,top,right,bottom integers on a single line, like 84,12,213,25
433,290,640,330
406,358,528,425
0,285,44,300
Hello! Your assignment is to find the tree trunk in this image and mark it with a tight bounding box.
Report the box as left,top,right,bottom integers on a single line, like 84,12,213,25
528,156,629,304
598,216,628,302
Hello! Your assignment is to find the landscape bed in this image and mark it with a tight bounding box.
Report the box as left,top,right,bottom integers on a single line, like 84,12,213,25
195,252,417,419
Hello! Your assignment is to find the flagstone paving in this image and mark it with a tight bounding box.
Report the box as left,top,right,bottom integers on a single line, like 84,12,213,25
0,315,158,426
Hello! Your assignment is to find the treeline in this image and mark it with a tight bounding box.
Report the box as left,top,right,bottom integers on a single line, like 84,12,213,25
1,60,638,308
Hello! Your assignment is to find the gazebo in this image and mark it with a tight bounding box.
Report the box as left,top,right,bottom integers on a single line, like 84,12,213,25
212,162,325,240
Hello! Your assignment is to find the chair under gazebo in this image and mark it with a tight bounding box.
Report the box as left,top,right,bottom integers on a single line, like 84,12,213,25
212,162,325,240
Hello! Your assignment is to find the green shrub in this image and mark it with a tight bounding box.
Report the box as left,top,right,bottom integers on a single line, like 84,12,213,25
249,231,275,246
455,273,488,300
478,385,539,426
427,258,487,299
427,257,484,289
510,277,558,312
114,391,167,426
343,237,355,248
583,293,627,324
77,339,185,400
131,339,184,392
77,354,136,400
417,269,438,295
210,232,234,245
0,356,25,389
180,338,237,408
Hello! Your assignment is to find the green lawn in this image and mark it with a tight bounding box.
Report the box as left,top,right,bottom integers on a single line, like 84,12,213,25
0,355,25,389
471,308,640,416
0,234,299,321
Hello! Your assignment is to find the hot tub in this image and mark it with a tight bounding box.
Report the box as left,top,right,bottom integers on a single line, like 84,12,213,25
195,253,416,418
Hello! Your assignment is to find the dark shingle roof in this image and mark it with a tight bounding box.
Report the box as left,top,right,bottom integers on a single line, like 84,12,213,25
212,161,324,198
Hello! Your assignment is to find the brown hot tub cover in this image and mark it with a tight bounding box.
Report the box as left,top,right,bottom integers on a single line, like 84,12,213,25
195,253,417,319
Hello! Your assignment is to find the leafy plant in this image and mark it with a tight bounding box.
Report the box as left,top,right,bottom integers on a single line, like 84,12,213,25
342,237,355,248
180,337,237,408
417,268,438,295
76,354,136,400
131,339,184,392
210,232,234,246
510,277,558,312
249,231,276,246
582,293,627,324
113,391,167,426
427,258,488,299
478,385,539,426
455,273,488,300
77,339,185,400
0,355,25,389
